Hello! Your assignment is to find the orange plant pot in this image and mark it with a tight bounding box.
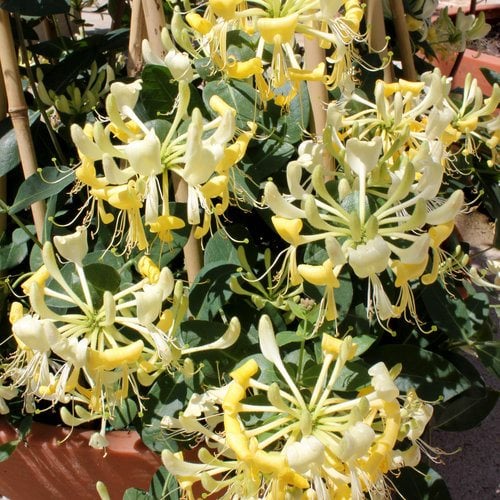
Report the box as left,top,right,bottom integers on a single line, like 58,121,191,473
0,419,161,500
435,49,500,95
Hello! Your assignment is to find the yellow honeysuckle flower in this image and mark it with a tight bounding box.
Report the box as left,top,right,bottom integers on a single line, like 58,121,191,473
162,315,434,498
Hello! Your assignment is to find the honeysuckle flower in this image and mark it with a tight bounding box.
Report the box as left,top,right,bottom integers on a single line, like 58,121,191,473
36,62,114,116
0,383,17,415
142,27,194,82
4,238,193,444
70,79,255,250
264,108,465,327
162,315,433,498
428,7,491,56
180,0,370,104
53,226,88,266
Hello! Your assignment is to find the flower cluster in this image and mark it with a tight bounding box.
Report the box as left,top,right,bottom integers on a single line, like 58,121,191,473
1,228,240,447
70,78,255,251
174,0,369,101
161,315,432,499
263,69,500,328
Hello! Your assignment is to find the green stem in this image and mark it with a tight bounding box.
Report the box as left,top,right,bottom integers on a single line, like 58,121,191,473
0,198,42,248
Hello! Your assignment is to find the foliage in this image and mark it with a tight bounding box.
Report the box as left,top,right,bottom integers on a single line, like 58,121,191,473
0,0,498,498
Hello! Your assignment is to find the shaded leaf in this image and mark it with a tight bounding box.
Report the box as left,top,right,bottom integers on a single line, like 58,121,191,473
122,488,149,500
110,398,138,430
203,80,258,128
139,375,188,454
392,463,451,500
365,344,470,401
0,111,40,177
0,0,69,15
433,385,499,431
149,466,180,500
9,167,74,215
84,262,121,293
422,282,489,342
189,262,239,320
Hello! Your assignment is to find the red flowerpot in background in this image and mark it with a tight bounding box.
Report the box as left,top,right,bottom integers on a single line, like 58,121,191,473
0,419,161,500
436,49,500,94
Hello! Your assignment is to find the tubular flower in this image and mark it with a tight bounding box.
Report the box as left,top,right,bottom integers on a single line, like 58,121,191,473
70,76,255,251
3,233,207,446
180,0,370,105
161,315,433,498
264,109,465,328
336,68,499,172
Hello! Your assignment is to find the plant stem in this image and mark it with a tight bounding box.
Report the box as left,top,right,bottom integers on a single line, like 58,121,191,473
0,8,46,240
388,0,417,81
0,58,7,237
0,198,42,248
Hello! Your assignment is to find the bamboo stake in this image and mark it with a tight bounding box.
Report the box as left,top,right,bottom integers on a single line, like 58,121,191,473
0,59,7,237
303,36,334,176
366,0,394,83
388,0,417,81
142,0,166,58
304,38,328,136
172,173,203,285
0,8,45,240
128,0,146,76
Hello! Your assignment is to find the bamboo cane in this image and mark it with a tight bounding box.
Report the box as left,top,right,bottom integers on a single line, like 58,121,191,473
304,38,328,137
366,0,394,83
0,58,7,237
303,36,334,175
0,8,45,240
172,173,203,285
142,0,166,58
128,0,146,76
388,0,417,81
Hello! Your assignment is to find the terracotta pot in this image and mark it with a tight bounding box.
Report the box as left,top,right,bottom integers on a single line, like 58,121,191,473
435,49,500,94
433,3,500,94
0,419,161,500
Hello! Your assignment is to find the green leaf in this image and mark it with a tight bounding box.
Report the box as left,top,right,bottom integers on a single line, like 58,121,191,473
122,488,149,500
0,439,20,462
392,464,451,500
83,263,121,293
0,112,40,177
149,466,180,500
365,344,470,401
475,339,500,378
140,65,179,118
480,68,500,86
110,398,138,430
244,139,295,182
332,359,372,392
226,29,259,62
421,282,489,342
139,375,189,454
277,82,310,143
203,229,240,266
9,167,75,215
203,80,258,129
0,228,31,271
432,386,499,431
0,0,69,15
40,30,129,93
188,262,239,320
